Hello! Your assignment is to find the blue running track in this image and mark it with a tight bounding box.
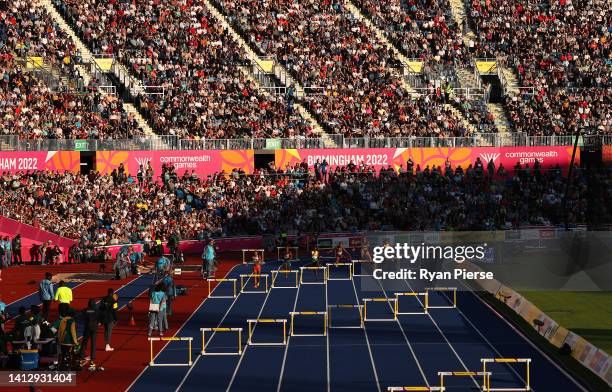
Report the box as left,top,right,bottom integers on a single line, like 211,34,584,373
127,258,587,392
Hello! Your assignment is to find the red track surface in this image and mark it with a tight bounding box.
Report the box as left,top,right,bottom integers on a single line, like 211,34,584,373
2,255,240,392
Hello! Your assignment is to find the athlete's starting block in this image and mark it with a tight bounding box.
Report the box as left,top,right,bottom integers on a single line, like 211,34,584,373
481,358,531,391
148,337,193,366
290,311,327,336
200,328,243,356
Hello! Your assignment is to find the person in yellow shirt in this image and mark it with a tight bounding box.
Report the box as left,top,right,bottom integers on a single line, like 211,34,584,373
54,281,73,317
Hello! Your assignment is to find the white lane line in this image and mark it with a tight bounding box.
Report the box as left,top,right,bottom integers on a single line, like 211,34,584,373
276,277,304,392
366,276,430,386
225,263,286,391
348,277,382,392
126,264,243,392
397,271,481,390
175,265,269,392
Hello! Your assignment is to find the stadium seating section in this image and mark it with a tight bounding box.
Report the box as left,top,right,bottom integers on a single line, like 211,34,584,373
2,161,609,245
0,0,609,140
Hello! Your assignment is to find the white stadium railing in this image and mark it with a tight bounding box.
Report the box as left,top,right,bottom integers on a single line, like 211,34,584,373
0,134,608,151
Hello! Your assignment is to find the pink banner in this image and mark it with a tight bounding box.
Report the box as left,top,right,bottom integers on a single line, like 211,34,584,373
0,151,80,174
96,150,254,177
276,146,579,174
0,215,76,263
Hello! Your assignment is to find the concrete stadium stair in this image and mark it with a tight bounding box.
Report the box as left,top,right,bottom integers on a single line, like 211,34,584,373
237,66,335,147
201,0,332,145
40,0,91,86
444,104,478,136
500,65,521,95
344,1,418,96
456,66,480,89
41,0,160,136
486,103,512,134
448,0,476,46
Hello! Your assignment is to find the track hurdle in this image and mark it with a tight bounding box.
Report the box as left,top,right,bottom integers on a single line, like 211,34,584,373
481,358,531,391
277,246,300,261
387,387,445,391
352,259,374,277
425,287,457,309
438,371,491,392
363,298,398,321
240,274,269,293
299,266,328,284
247,319,288,346
326,262,353,280
289,311,328,336
271,270,299,288
148,337,193,366
327,304,364,329
200,328,243,355
242,249,265,264
394,292,428,315
207,278,237,298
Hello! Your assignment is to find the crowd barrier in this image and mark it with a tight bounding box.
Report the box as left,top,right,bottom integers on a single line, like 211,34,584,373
0,145,592,177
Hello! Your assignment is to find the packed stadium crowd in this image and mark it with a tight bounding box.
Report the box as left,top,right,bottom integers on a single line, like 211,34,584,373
0,0,607,140
217,0,483,138
54,0,313,140
468,0,610,135
0,2,144,139
353,0,470,64
1,159,608,247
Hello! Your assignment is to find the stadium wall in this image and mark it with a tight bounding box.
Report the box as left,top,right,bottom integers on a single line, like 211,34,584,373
275,146,579,174
0,146,580,176
0,215,76,263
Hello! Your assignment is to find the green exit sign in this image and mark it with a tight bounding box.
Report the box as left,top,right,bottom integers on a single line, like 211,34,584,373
74,140,88,151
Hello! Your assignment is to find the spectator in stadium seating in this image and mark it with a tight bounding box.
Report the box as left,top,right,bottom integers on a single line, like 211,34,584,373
0,3,145,140
55,0,313,140
0,162,609,243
